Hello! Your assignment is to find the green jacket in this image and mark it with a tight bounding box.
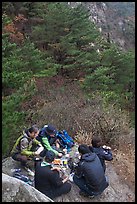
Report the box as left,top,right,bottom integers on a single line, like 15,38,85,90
11,132,42,157
41,137,59,156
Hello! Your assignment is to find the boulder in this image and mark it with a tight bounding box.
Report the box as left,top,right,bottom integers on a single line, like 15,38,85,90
2,173,53,202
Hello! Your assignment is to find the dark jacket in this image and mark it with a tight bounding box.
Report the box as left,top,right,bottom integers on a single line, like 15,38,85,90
34,161,64,198
89,146,113,172
75,152,108,193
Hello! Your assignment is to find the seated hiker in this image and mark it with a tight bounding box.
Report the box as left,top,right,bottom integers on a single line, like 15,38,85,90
11,125,45,175
73,144,109,198
36,124,63,158
34,150,71,199
89,137,113,172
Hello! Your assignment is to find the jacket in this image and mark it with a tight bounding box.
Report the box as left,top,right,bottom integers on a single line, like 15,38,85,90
34,160,64,198
11,130,42,156
75,152,108,193
36,129,59,156
89,146,113,172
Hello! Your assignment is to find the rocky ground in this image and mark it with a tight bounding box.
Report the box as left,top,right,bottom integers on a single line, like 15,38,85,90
54,144,135,202
2,143,135,202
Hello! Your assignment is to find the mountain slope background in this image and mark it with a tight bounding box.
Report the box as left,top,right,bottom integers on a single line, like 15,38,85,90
2,2,135,201
68,2,135,51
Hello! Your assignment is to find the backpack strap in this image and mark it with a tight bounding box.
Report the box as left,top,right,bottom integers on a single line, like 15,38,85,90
11,134,28,154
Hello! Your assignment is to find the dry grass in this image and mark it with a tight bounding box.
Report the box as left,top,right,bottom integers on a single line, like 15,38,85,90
23,76,133,149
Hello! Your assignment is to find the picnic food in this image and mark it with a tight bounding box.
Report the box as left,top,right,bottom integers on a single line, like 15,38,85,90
52,159,61,165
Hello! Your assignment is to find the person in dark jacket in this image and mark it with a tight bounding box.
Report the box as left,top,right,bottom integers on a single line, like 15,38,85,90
34,150,71,199
73,144,109,197
89,137,113,172
36,124,63,158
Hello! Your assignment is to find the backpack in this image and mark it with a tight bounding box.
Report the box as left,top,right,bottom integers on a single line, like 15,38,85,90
56,130,74,150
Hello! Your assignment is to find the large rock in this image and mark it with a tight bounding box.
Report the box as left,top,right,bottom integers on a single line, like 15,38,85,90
2,157,53,202
2,147,135,202
2,173,53,202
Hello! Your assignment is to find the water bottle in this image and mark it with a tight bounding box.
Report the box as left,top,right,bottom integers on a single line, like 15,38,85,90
11,168,21,174
13,173,30,182
62,159,68,168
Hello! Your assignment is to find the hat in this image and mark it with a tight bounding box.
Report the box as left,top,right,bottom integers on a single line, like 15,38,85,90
45,150,55,162
45,125,57,135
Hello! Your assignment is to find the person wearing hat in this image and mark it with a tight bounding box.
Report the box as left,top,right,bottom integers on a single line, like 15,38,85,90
34,150,71,199
36,124,63,158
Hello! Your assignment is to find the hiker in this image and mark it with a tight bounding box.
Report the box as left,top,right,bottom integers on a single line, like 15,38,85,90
36,124,63,158
89,137,113,172
34,150,71,199
11,125,44,175
73,144,109,198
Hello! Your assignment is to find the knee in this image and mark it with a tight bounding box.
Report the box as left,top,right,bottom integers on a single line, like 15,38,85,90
64,182,72,193
21,155,28,162
73,174,79,184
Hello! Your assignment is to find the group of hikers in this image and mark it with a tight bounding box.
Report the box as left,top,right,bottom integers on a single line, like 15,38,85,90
11,124,113,200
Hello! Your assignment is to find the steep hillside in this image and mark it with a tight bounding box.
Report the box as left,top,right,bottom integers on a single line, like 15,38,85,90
67,2,135,51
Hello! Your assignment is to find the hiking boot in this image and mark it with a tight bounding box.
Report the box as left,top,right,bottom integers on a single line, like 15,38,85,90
79,190,94,198
13,172,30,182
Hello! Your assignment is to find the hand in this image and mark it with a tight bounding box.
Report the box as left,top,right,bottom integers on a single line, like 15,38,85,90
34,151,39,156
62,175,69,183
51,166,61,172
102,145,111,150
58,153,63,157
63,148,67,154
56,142,60,149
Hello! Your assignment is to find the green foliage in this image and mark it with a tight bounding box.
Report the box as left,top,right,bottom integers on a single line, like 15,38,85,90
83,43,135,111
84,66,115,91
30,2,100,73
2,2,135,158
2,79,37,157
2,15,58,90
2,13,58,157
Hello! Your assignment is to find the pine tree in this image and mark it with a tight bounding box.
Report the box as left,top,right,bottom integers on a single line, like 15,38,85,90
30,3,101,75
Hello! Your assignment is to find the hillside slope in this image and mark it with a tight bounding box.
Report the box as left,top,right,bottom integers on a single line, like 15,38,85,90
68,2,135,51
2,76,135,202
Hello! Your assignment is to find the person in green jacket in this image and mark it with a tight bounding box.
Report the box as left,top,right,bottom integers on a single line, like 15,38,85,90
36,124,63,158
11,125,44,174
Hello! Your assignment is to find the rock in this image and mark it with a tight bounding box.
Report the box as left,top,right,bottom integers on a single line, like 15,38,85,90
2,147,135,202
2,173,53,202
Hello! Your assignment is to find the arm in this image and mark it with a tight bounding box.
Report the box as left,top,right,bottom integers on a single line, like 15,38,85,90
49,169,64,187
33,138,43,146
42,137,59,156
101,147,113,161
20,138,36,156
74,161,83,178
